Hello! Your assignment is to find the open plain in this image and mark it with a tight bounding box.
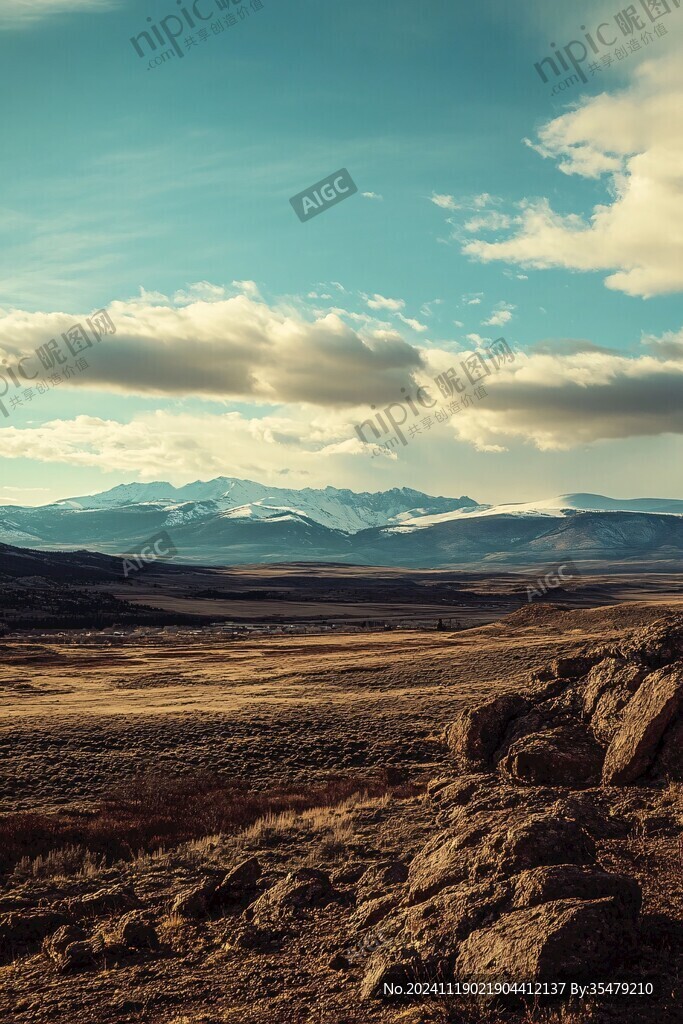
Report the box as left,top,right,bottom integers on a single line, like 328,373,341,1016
1,592,682,1024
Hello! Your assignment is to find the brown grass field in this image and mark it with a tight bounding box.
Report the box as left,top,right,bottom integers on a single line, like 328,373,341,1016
1,595,682,1024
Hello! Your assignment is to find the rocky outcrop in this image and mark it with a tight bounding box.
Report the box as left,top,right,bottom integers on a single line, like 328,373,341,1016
248,868,337,927
362,617,683,1001
455,896,637,982
444,618,683,788
602,664,683,785
444,694,529,769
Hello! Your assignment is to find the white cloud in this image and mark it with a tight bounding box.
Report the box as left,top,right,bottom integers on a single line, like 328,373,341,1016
397,313,428,333
483,302,515,327
364,293,406,312
461,55,683,298
361,192,383,201
429,193,459,211
0,290,424,410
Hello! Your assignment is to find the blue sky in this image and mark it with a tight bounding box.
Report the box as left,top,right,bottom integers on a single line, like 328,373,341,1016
1,0,682,506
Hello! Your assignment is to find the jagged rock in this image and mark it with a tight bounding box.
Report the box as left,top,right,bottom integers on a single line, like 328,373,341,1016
352,894,402,931
360,946,423,1000
249,868,336,924
511,865,641,915
214,857,262,904
408,812,499,901
43,924,86,963
456,897,636,982
603,664,683,785
170,878,218,919
582,658,646,745
550,655,597,680
356,861,408,900
498,814,595,876
613,617,683,668
500,725,603,788
75,885,140,917
408,809,594,903
115,912,159,950
582,658,645,717
444,694,530,769
407,879,511,952
0,911,70,962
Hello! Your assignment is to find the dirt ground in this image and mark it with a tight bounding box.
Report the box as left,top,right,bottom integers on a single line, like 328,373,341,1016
1,601,682,1024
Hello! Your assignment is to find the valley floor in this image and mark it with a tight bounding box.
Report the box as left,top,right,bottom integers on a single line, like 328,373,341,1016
1,602,681,1023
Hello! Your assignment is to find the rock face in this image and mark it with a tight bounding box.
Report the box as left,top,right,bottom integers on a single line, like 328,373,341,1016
444,621,683,788
602,664,683,785
249,869,336,926
361,618,683,1002
214,857,262,905
444,695,529,769
456,897,637,982
500,725,603,787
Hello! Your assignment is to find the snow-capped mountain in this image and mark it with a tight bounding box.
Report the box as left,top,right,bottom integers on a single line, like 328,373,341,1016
0,482,681,568
49,478,478,534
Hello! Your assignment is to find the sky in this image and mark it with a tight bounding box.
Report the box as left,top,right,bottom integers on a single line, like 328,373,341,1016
1,0,682,507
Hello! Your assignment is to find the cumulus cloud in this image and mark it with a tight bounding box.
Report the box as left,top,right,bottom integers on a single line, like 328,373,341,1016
0,290,426,410
432,338,683,451
2,286,683,463
460,55,683,298
361,192,383,201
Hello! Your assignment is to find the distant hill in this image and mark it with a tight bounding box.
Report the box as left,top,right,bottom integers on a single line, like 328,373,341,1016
0,480,681,568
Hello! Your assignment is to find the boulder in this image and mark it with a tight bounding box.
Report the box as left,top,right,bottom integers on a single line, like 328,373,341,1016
582,658,645,717
407,879,511,952
444,694,530,769
214,857,262,904
170,878,218,919
249,868,336,924
456,897,636,982
497,813,595,876
360,946,422,1000
356,861,408,901
408,811,500,902
43,924,86,962
43,925,100,972
115,912,160,950
408,810,594,903
511,865,641,916
500,725,603,788
614,617,683,668
602,664,683,785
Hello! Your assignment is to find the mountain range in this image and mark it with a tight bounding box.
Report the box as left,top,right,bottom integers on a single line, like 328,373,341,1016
1,478,682,569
